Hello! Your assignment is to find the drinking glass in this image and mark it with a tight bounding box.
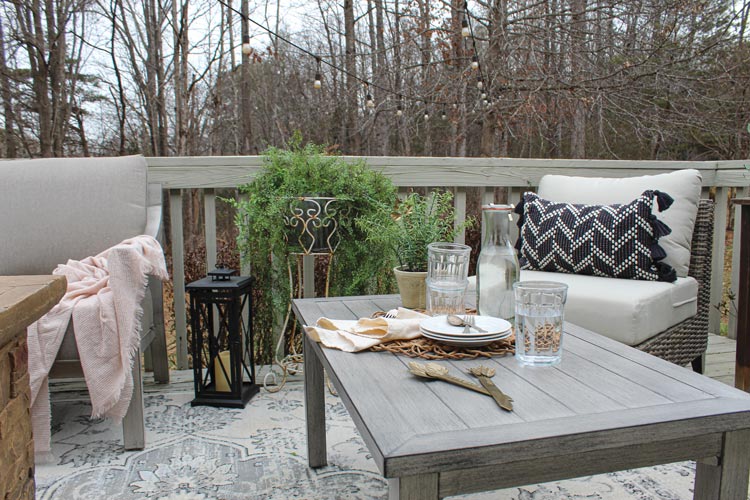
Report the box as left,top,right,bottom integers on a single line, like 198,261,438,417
513,281,568,366
426,242,471,315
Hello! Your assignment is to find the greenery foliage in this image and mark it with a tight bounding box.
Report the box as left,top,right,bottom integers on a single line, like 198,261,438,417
358,191,475,273
228,136,398,362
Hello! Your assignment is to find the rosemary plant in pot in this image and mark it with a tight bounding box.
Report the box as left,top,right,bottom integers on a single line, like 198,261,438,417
358,191,474,309
228,136,397,362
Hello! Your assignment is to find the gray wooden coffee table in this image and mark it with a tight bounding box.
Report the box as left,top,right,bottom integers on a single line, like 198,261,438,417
292,294,750,499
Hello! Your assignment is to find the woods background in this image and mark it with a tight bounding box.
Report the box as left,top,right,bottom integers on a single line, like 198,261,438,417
2,0,749,162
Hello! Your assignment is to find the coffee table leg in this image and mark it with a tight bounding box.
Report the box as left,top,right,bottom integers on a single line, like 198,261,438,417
304,333,327,467
388,474,439,500
694,429,750,499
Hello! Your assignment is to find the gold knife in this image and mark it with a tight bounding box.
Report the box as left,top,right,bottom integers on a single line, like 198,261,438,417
468,365,513,411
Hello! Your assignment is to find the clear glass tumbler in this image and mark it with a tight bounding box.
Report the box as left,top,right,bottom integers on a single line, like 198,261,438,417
426,242,471,315
513,281,568,366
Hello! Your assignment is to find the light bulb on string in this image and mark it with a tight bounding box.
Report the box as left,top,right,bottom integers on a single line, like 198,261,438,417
396,106,403,117
241,35,252,55
471,55,479,70
477,78,484,90
366,93,375,108
461,19,470,38
481,92,487,100
313,56,322,89
424,110,430,121
441,107,447,120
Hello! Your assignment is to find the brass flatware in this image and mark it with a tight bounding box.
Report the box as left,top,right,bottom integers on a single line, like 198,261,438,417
468,365,513,412
408,362,490,396
446,314,488,333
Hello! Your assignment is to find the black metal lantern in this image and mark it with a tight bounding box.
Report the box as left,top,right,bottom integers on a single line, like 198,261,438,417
186,269,258,408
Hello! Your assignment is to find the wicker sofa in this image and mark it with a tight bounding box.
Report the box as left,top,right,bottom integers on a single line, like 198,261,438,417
510,170,712,371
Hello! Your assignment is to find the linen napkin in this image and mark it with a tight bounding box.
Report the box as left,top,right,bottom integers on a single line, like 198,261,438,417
304,307,429,352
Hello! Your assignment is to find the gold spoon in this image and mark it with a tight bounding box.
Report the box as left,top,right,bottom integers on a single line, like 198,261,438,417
446,314,488,333
408,362,490,396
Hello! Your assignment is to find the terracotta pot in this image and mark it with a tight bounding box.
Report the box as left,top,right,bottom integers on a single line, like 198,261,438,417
393,266,427,309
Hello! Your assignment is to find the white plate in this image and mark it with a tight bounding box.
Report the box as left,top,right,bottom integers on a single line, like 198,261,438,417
420,315,512,337
420,327,512,347
418,326,512,342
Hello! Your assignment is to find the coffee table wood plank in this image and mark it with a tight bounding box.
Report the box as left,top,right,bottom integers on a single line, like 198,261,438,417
450,357,577,422
440,433,723,497
694,429,750,499
392,357,525,427
566,322,742,399
551,350,675,407
563,334,713,402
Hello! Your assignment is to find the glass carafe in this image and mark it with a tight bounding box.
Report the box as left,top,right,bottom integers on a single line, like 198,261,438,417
476,204,520,321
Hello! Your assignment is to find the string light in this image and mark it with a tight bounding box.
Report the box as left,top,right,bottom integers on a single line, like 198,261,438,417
481,92,487,99
424,110,430,121
441,106,447,120
313,57,322,89
220,0,496,110
241,35,252,55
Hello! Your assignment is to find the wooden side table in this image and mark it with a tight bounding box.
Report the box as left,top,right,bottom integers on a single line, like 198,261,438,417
0,276,66,500
732,198,750,391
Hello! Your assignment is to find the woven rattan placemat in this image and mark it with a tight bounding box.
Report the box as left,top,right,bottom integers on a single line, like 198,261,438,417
369,310,515,360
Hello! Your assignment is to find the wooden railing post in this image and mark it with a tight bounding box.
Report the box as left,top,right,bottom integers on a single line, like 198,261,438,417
710,187,729,335
169,189,188,370
204,188,217,271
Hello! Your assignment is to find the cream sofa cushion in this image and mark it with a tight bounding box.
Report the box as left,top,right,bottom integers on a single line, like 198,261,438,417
537,169,702,277
519,270,698,346
467,272,697,345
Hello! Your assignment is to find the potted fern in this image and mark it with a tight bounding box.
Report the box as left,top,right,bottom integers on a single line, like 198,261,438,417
229,136,397,361
358,191,474,308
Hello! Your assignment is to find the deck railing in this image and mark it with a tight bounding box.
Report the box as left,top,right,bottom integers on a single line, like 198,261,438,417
147,156,750,370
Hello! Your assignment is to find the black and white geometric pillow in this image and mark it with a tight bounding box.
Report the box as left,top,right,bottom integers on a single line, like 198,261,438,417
514,190,677,282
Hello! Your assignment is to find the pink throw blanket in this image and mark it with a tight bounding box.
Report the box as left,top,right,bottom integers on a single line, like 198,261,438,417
27,235,169,457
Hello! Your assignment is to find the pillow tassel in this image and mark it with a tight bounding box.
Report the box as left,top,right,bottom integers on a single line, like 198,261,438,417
649,214,672,238
654,190,674,212
650,242,667,261
514,195,527,251
655,261,677,283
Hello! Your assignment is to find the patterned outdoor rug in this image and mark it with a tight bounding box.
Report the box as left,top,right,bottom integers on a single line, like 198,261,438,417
36,382,698,499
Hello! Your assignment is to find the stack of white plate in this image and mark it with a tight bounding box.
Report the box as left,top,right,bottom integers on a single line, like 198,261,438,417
419,315,513,347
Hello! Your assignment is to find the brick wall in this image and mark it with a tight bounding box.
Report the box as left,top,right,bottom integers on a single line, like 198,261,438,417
0,334,35,500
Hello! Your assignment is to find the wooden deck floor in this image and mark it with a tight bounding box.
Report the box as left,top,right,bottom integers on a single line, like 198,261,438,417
706,333,737,387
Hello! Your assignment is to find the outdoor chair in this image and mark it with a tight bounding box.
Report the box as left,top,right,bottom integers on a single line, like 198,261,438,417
0,155,169,450
513,169,712,371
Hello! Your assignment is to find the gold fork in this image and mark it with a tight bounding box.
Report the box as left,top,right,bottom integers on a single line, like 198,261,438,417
464,314,488,333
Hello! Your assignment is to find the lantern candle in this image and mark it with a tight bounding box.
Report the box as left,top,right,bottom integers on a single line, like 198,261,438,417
214,350,232,392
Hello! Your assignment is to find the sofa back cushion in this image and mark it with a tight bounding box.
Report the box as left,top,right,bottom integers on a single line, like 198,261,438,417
0,156,147,275
537,169,702,277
